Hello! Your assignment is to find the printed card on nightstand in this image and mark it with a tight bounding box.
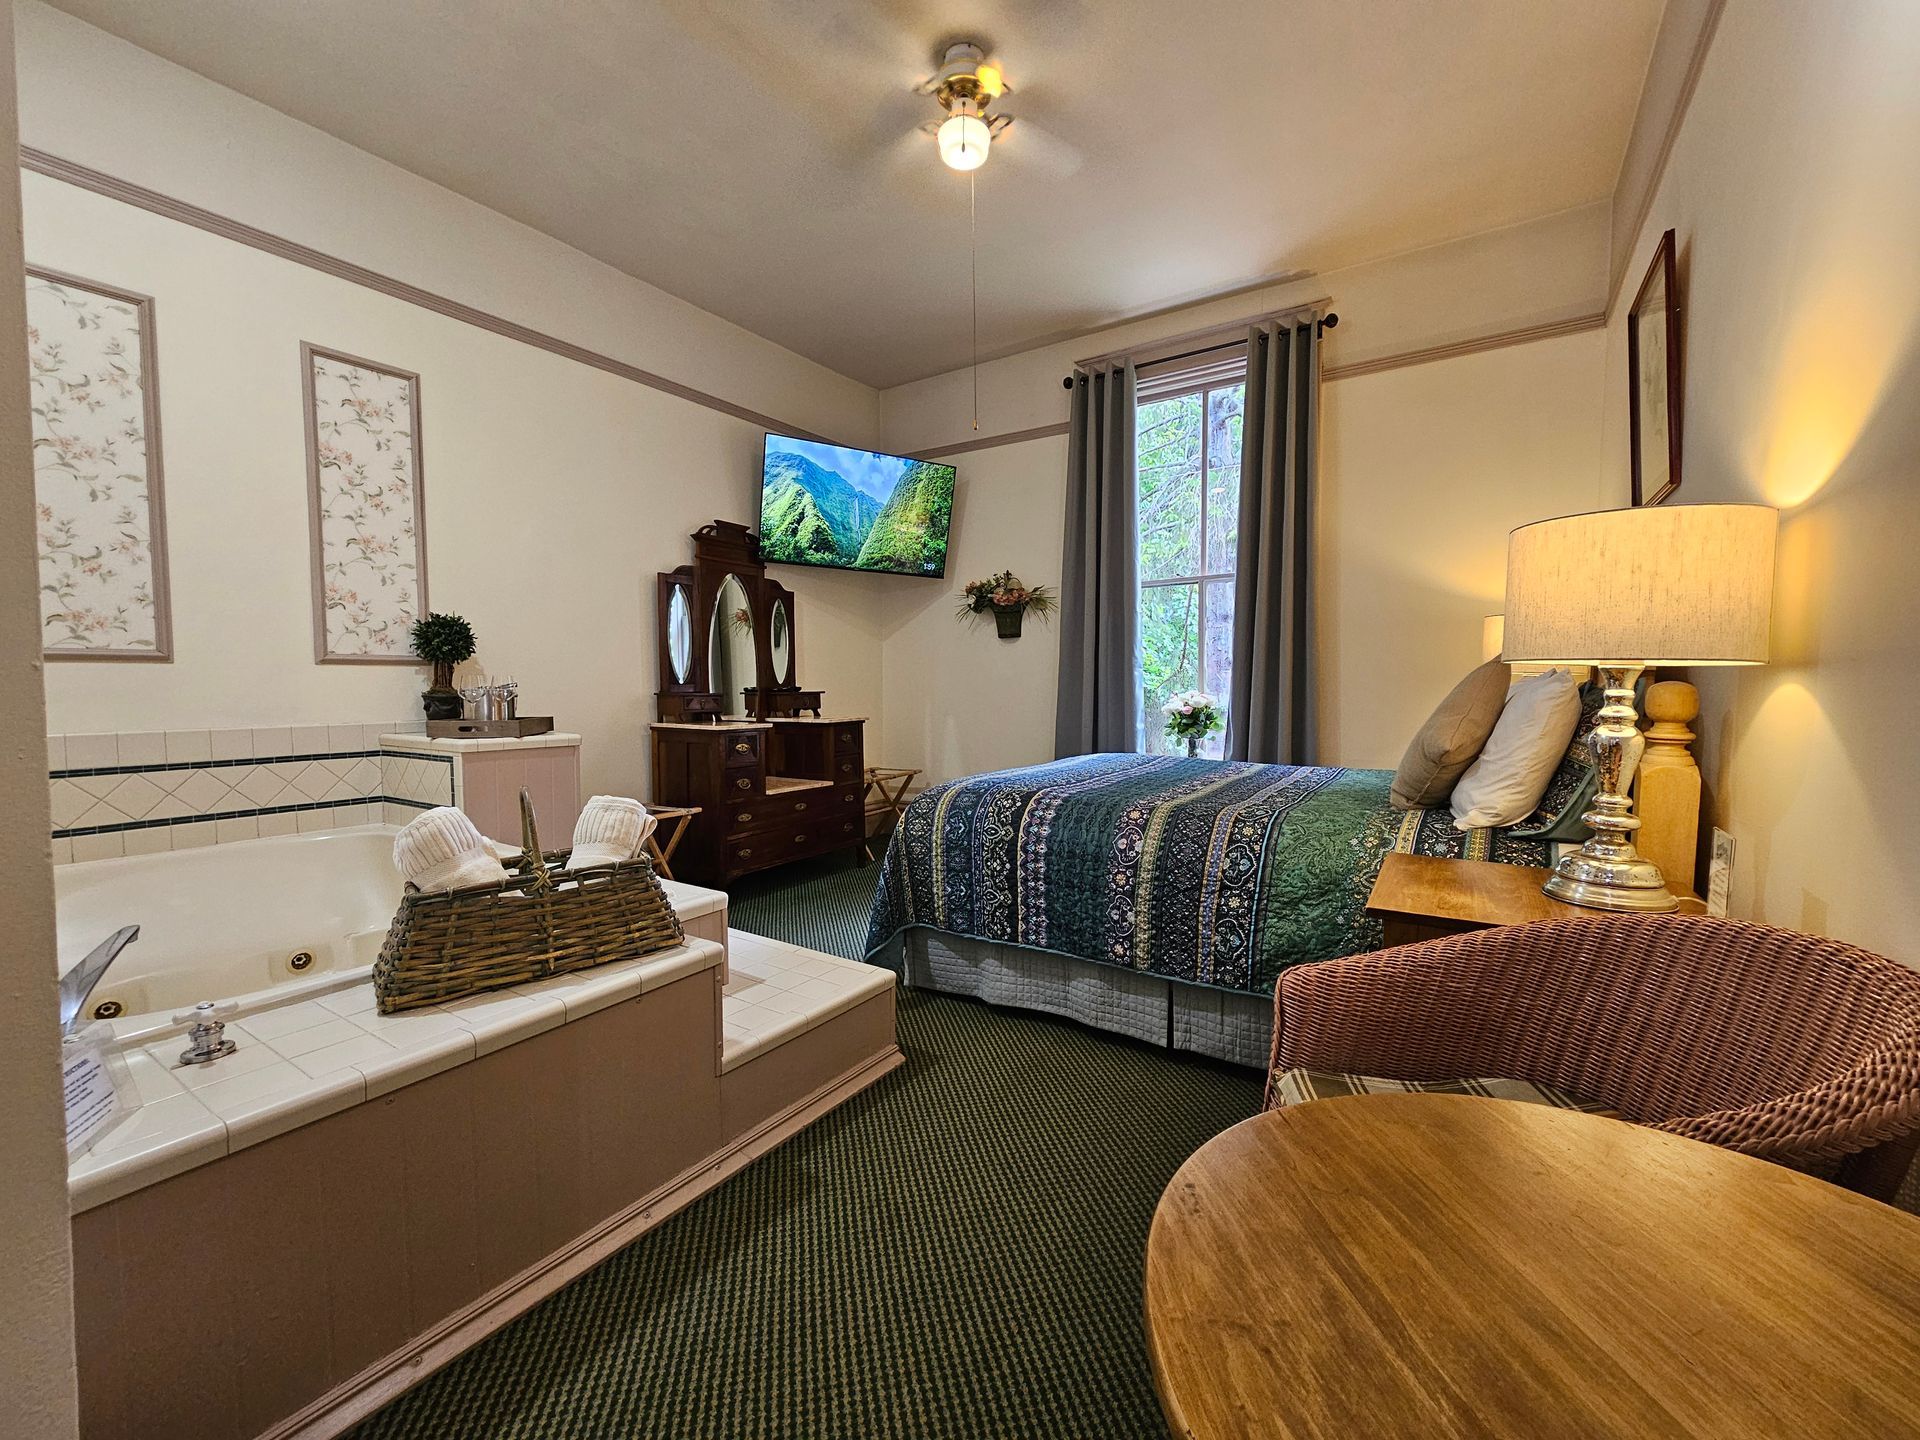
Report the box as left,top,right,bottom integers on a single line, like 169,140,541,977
1707,828,1735,918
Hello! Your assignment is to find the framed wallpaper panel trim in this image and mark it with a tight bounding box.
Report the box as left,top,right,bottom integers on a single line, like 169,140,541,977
302,342,429,664
27,265,173,661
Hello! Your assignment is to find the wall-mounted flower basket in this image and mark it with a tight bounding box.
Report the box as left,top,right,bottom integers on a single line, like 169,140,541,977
959,570,1055,642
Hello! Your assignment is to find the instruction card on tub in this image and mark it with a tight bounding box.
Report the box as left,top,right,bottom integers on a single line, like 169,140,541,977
64,1032,123,1154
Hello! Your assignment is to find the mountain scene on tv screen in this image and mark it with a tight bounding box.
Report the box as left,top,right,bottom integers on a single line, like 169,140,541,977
760,438,952,575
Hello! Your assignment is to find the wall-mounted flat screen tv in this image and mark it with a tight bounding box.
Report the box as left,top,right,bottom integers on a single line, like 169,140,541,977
758,433,955,578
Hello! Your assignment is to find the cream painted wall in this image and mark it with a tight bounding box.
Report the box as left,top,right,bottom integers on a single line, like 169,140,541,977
0,5,81,1433
1599,1,1920,959
24,177,886,795
15,8,892,795
1320,332,1607,764
881,203,1610,455
880,212,1613,779
879,437,1070,783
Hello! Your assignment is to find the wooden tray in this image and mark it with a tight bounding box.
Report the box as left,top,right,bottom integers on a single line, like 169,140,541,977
426,716,555,739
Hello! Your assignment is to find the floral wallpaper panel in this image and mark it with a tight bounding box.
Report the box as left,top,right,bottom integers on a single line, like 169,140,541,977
305,347,426,661
26,270,171,658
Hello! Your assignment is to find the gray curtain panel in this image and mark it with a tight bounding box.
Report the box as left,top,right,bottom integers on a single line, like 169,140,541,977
1055,360,1140,757
1226,320,1320,763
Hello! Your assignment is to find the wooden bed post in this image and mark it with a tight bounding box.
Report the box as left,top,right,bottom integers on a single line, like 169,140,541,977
1634,679,1701,894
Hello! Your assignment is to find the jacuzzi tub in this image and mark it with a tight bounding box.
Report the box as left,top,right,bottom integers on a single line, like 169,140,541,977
55,824,403,1041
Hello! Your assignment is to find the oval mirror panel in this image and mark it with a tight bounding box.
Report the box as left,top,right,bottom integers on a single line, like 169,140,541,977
709,574,756,716
770,599,792,686
666,585,692,683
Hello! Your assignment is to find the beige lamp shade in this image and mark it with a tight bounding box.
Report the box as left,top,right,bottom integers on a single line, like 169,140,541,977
1504,503,1776,666
1481,614,1505,662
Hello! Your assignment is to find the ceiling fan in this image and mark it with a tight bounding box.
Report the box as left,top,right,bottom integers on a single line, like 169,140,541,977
917,41,1011,171
911,40,1078,175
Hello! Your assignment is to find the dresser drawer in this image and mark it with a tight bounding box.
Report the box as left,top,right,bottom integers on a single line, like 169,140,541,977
723,731,763,768
725,819,861,872
725,790,840,831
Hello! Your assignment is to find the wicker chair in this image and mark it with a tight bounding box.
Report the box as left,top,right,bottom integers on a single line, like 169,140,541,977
1266,914,1920,1201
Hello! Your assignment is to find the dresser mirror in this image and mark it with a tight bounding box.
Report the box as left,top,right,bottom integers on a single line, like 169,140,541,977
770,597,792,686
709,573,757,717
656,520,823,722
665,583,693,684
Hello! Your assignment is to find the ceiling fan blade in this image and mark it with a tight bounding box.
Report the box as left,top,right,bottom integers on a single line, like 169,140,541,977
993,115,1085,177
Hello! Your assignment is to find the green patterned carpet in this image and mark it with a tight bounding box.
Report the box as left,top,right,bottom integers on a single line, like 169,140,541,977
353,856,1263,1440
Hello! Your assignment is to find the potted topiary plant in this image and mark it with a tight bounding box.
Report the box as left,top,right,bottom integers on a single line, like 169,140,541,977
411,612,476,720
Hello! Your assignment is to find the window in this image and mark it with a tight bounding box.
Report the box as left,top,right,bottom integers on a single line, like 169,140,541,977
1136,374,1245,757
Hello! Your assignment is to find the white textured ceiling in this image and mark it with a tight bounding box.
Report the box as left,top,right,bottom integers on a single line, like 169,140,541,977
45,0,1665,388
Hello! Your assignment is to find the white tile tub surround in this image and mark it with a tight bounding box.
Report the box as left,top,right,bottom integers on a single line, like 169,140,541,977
720,931,896,1074
45,719,442,859
69,935,729,1211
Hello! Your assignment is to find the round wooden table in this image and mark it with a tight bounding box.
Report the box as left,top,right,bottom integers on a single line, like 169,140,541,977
1145,1095,1920,1439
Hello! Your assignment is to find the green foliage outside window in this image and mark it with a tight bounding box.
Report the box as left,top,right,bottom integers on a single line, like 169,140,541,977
1137,382,1244,756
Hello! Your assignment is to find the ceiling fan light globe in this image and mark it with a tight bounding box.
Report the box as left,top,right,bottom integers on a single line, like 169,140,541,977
938,113,990,171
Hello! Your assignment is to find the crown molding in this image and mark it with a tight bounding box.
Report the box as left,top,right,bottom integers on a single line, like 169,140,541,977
17,146,835,444
1607,0,1728,311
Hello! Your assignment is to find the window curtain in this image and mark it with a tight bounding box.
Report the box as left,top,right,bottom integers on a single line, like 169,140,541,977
1054,360,1140,757
1226,320,1319,763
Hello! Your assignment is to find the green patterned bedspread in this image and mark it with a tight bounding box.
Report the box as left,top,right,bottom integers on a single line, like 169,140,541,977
863,753,1549,998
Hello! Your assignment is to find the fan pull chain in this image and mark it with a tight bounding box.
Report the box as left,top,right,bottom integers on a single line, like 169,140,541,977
970,167,979,432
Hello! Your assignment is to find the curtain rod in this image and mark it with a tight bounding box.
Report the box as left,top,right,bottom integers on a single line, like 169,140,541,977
1063,300,1336,387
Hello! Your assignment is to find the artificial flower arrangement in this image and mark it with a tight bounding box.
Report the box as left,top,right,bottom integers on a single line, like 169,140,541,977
958,570,1057,639
1163,690,1224,757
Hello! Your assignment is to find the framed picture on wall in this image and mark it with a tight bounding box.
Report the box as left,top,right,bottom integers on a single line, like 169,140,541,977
26,266,174,661
1628,228,1682,506
302,343,428,663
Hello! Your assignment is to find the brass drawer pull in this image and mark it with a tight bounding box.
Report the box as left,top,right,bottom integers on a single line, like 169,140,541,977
839,762,853,773
738,847,753,858
794,833,807,843
736,811,753,823
733,741,753,754
793,801,808,812
734,777,751,791
842,822,855,833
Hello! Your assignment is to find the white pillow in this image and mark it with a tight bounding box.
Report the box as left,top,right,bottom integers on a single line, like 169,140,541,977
1449,668,1581,830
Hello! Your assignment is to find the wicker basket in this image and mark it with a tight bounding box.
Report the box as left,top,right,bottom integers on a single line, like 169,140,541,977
373,791,684,1015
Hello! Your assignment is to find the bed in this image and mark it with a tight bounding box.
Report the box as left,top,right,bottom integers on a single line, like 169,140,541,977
865,746,1592,1069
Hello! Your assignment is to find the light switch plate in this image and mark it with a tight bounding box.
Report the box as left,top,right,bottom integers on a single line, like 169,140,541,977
1707,827,1735,918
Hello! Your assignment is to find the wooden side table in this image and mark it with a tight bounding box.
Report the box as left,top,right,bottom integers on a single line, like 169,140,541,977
1366,852,1704,947
861,766,920,864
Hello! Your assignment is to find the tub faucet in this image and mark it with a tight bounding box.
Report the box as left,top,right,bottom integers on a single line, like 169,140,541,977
173,1000,239,1065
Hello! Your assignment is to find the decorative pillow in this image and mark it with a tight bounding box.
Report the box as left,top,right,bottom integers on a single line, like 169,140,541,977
1450,668,1582,830
1390,658,1511,810
1515,682,1606,835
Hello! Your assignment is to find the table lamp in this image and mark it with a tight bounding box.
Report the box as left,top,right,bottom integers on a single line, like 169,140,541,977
1502,504,1776,912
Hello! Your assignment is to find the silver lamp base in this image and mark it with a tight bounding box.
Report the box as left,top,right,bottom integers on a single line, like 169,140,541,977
1542,664,1680,915
1544,851,1679,913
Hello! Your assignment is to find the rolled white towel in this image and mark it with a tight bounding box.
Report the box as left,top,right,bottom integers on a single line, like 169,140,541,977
566,795,658,871
393,807,512,892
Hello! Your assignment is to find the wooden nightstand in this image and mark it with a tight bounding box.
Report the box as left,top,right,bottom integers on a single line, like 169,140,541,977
1366,852,1706,947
